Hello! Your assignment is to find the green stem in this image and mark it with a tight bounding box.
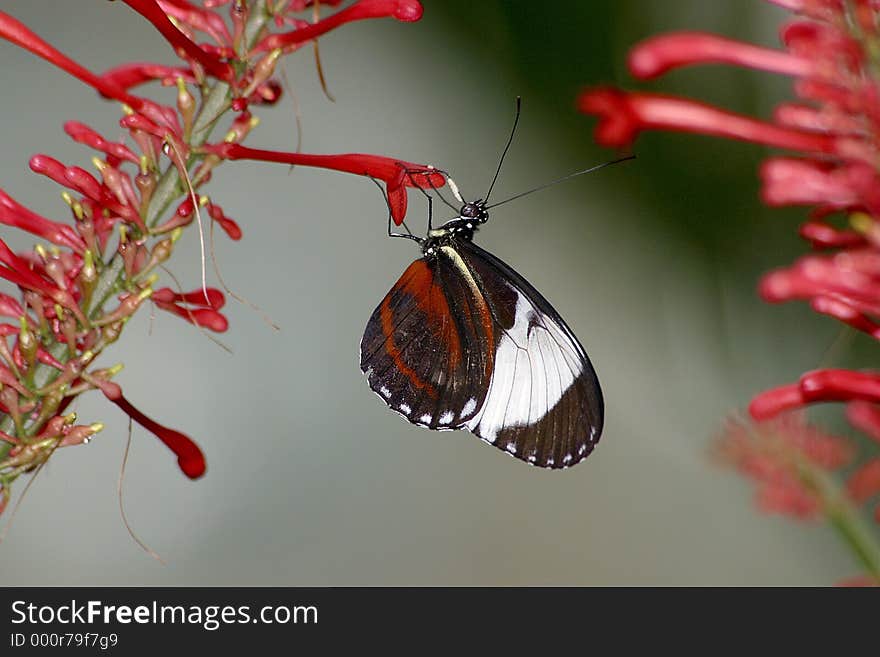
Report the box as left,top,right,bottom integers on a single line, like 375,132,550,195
827,499,880,579
811,466,880,579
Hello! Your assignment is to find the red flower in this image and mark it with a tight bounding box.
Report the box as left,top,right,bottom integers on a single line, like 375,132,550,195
152,287,228,333
583,0,880,581
715,413,853,520
579,88,841,153
252,0,423,54
99,379,205,479
0,1,426,518
200,143,446,225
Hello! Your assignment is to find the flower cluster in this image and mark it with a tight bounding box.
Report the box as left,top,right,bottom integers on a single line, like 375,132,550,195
0,0,434,517
714,413,854,520
579,0,880,582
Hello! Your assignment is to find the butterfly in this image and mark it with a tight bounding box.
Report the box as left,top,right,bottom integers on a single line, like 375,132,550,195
360,101,627,469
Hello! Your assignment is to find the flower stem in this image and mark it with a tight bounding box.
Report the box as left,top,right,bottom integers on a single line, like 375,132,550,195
813,467,880,578
827,498,880,578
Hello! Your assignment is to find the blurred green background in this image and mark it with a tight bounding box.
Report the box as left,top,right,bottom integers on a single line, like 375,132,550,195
0,1,863,584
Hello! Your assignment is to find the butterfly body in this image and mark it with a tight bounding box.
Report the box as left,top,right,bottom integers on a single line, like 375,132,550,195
360,199,604,469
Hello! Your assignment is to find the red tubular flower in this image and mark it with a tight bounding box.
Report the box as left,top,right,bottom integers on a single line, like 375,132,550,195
628,32,815,80
759,159,877,209
0,11,146,110
586,0,880,576
29,155,146,231
252,0,423,53
773,103,867,136
799,220,866,249
152,286,228,332
0,364,30,397
579,88,841,153
205,201,242,240
153,287,225,309
751,370,880,419
98,62,196,91
200,143,446,224
0,189,86,253
0,294,24,319
102,383,205,479
63,122,140,165
581,4,880,421
0,239,85,324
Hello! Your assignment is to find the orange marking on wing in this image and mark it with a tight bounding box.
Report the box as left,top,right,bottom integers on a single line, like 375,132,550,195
381,268,439,399
395,260,462,368
474,296,495,378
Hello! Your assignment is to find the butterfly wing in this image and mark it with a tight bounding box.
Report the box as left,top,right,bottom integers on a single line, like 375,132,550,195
360,255,496,429
456,240,604,468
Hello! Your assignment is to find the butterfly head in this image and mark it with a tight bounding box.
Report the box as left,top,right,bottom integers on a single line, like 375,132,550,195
459,199,489,224
423,200,489,256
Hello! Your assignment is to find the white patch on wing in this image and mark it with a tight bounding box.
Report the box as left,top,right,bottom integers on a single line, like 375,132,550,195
467,292,583,443
380,386,391,398
461,397,477,418
399,403,411,414
439,410,454,425
419,414,432,424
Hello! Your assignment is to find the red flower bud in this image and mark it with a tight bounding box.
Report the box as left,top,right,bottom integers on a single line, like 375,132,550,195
99,62,195,91
0,189,86,253
64,122,139,164
104,388,206,479
153,286,228,331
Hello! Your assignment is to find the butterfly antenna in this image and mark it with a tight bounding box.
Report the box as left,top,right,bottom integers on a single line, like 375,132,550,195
485,96,522,204
485,154,635,210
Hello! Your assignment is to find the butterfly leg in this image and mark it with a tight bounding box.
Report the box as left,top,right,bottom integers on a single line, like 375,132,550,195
369,176,422,244
427,194,433,231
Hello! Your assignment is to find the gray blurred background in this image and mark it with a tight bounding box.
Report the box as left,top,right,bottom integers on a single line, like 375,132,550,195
0,1,861,584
